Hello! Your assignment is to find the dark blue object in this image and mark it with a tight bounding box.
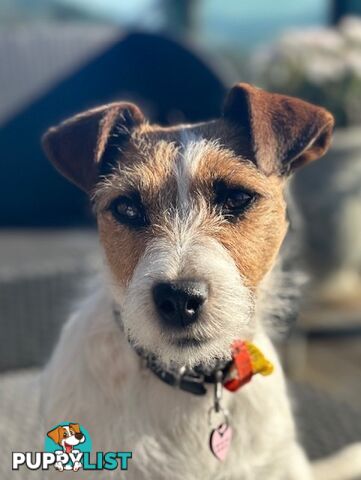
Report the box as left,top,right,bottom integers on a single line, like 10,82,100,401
0,32,227,226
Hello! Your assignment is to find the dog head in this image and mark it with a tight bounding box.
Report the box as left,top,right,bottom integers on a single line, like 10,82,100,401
42,83,333,368
47,423,85,453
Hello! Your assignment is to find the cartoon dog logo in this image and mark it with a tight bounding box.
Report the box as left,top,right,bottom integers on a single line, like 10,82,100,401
47,423,85,471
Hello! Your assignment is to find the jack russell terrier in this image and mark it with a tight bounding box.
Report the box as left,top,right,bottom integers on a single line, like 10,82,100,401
41,83,361,479
47,423,85,471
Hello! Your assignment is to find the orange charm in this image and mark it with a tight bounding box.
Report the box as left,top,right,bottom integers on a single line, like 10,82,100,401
224,340,274,392
224,341,253,392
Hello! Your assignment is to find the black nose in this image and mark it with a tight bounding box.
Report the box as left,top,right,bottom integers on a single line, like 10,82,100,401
152,280,208,328
75,433,83,440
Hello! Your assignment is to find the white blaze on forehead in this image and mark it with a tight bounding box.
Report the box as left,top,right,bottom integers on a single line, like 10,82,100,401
175,130,221,209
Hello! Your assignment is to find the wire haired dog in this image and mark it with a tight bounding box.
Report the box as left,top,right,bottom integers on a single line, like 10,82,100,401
42,83,361,479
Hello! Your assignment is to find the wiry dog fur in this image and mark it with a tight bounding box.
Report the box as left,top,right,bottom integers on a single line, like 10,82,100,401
41,83,361,479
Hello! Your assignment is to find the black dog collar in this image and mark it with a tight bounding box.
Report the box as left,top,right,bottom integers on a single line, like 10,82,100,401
143,354,231,396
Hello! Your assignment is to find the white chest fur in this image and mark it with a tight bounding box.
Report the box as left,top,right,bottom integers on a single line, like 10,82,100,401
41,291,309,480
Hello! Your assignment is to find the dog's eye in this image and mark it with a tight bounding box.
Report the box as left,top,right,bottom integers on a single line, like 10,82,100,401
224,190,253,210
63,432,68,438
109,195,147,228
214,182,257,218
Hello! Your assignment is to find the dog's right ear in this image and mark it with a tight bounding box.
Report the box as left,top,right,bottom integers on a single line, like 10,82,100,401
47,426,61,445
42,103,145,193
69,423,81,434
223,83,334,176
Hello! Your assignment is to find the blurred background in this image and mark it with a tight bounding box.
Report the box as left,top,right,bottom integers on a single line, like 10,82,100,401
0,0,360,459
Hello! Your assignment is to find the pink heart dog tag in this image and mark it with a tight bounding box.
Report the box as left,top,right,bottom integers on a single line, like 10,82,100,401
209,423,232,461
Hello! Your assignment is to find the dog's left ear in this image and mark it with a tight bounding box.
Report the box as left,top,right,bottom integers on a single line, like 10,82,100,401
42,102,145,192
223,83,334,175
47,426,61,445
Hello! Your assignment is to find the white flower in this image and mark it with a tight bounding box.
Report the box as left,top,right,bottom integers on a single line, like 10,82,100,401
303,54,347,84
252,19,361,125
339,16,361,45
279,27,344,55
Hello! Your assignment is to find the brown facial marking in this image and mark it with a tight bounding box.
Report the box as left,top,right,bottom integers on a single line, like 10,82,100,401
190,138,288,288
96,134,180,287
98,216,149,288
95,120,288,291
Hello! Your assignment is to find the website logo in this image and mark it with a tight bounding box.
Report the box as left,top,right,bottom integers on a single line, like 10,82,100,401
12,422,132,472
